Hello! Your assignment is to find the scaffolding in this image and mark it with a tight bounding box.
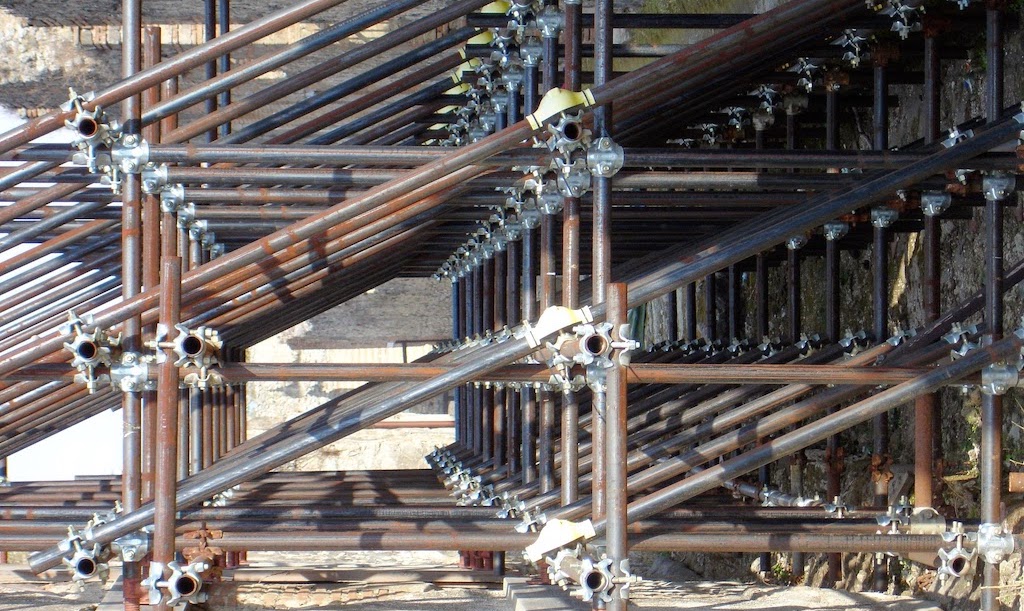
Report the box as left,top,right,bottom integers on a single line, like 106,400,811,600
0,0,1023,609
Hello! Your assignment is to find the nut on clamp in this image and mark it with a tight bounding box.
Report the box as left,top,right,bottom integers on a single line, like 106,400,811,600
113,526,152,563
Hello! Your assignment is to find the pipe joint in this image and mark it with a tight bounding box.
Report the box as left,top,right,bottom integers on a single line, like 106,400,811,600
554,156,591,198
506,0,534,24
547,549,639,603
110,351,155,393
159,184,186,213
142,163,169,194
792,58,820,93
112,528,152,563
982,172,1017,201
938,521,977,581
783,92,809,116
980,362,1019,395
524,171,564,214
833,29,867,68
878,1,923,40
535,4,563,39
142,560,210,607
170,323,222,369
752,108,776,131
60,312,120,393
921,191,952,217
824,221,849,241
64,89,121,172
496,492,527,519
546,111,591,156
876,495,913,532
587,136,624,178
825,496,850,518
786,234,808,250
520,35,543,66
58,525,113,583
977,522,1015,565
941,126,974,149
870,206,899,228
839,330,870,354
111,134,150,174
909,506,946,535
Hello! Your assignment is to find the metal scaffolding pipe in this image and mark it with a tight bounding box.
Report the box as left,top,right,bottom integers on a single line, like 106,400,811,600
0,0,351,154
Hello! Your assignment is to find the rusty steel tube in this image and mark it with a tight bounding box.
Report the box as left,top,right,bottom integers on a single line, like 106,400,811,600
153,258,181,587
162,0,491,143
145,0,418,129
221,26,475,144
141,25,163,506
605,283,629,611
595,332,1022,533
270,54,464,144
0,118,532,379
558,2,583,506
0,0,351,154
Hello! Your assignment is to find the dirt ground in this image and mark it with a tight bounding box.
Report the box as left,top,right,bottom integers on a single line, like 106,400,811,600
0,551,943,611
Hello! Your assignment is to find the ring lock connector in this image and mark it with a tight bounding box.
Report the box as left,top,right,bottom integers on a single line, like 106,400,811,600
938,521,977,581
59,526,112,583
61,312,120,394
171,324,222,368
142,560,210,607
547,111,591,156
64,89,121,176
